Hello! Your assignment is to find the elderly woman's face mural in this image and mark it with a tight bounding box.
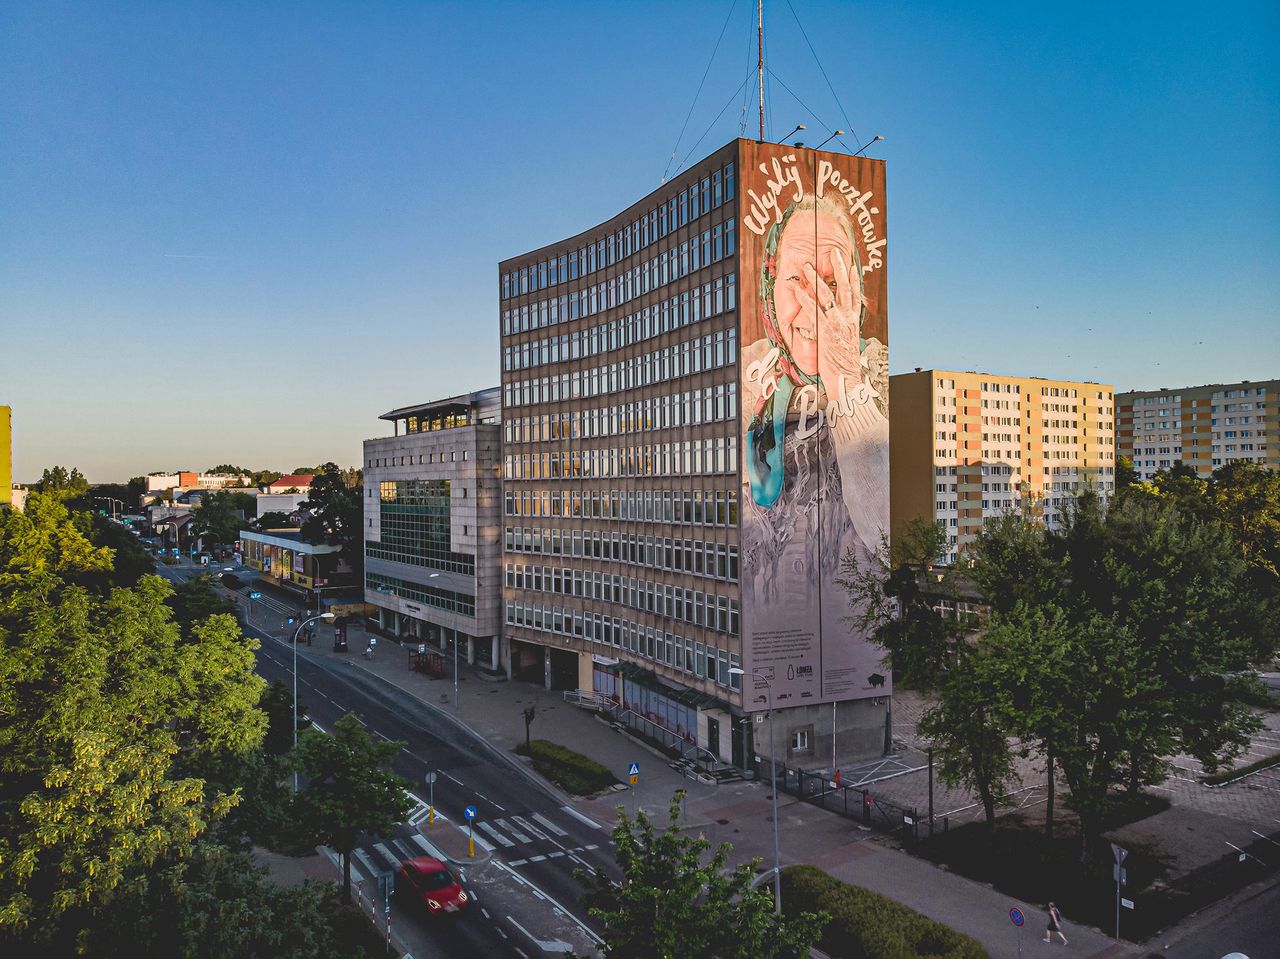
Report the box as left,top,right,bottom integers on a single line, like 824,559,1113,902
770,206,862,382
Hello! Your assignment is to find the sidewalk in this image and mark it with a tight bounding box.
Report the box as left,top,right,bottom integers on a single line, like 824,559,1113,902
236,586,1141,957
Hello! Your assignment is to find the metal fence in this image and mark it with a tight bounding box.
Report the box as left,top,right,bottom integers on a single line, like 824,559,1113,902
767,762,924,841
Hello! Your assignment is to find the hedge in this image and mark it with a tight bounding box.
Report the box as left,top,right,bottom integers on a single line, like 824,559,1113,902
516,739,620,796
1202,752,1280,786
781,865,989,959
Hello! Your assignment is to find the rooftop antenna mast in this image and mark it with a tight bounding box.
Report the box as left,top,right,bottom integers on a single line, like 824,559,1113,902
757,0,765,140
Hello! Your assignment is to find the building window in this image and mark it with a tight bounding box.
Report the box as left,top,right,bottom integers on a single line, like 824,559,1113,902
789,729,811,753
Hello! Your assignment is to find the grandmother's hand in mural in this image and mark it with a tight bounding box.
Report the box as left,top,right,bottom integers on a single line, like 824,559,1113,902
806,249,862,398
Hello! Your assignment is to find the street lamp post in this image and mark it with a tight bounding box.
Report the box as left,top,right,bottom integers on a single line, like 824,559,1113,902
293,612,336,791
730,666,782,915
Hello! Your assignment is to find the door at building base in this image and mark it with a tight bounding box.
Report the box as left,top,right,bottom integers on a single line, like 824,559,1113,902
706,717,721,760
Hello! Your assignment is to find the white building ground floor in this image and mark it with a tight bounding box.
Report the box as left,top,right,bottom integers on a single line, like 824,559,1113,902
369,602,504,674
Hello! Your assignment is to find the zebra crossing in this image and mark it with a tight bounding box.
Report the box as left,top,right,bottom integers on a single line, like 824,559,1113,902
474,812,600,868
337,807,602,886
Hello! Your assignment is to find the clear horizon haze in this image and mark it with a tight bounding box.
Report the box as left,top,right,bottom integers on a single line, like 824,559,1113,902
2,1,1277,483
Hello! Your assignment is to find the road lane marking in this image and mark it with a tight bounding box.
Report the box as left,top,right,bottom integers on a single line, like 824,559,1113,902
547,851,563,859
561,805,601,829
512,815,549,841
496,818,532,844
477,821,515,847
531,813,568,837
508,858,528,866
506,917,573,954
498,856,603,947
477,792,507,812
528,854,546,862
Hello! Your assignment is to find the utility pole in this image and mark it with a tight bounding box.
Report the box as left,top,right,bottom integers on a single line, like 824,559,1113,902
756,0,765,140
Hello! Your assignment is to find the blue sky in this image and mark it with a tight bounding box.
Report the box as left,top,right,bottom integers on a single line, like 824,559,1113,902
2,0,1277,482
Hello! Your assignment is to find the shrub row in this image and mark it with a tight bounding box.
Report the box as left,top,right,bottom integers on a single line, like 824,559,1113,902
781,865,989,959
1202,752,1280,785
516,739,620,796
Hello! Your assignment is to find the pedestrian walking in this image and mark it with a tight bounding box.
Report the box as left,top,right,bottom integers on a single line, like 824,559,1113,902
1043,901,1068,945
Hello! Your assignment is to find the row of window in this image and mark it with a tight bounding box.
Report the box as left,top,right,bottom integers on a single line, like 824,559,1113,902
506,561,740,631
505,528,739,585
504,327,738,410
500,162,736,299
504,271,738,375
501,222,737,344
503,434,740,481
368,479,475,576
367,572,476,618
504,487,739,527
505,383,738,447
367,450,469,468
506,600,742,688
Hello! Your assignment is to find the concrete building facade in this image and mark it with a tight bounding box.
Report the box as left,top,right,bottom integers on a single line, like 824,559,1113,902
498,139,893,772
891,369,1116,563
1117,380,1278,480
362,389,505,671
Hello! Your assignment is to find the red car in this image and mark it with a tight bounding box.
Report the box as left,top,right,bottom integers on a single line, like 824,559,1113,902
395,857,470,915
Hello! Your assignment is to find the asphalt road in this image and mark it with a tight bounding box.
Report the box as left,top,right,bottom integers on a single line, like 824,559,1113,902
1159,876,1280,959
157,561,611,957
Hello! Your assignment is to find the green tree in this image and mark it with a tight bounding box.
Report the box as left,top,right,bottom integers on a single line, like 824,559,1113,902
299,462,363,575
194,489,252,546
917,650,1019,831
838,517,1017,829
837,517,969,689
1210,461,1280,580
579,792,825,959
255,510,295,530
168,574,239,639
68,842,377,958
972,492,1271,862
36,465,90,500
0,492,267,937
290,714,411,896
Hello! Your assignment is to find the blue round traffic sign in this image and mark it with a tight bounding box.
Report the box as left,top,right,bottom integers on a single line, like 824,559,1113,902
1009,907,1025,927
464,804,477,820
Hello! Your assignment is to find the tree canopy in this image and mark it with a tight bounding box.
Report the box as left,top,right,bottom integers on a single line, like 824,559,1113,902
290,713,411,896
580,792,825,959
0,491,266,938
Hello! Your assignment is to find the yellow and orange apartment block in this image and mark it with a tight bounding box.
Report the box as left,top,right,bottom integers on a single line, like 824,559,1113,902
891,370,1115,563
1117,380,1279,481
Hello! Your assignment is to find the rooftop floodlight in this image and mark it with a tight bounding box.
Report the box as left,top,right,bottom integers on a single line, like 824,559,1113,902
778,123,805,144
853,134,885,157
815,129,845,150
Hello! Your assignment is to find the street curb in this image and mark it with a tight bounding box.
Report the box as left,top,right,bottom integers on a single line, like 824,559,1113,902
336,656,580,808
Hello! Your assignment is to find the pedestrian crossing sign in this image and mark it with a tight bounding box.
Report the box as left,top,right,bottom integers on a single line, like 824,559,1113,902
628,761,640,785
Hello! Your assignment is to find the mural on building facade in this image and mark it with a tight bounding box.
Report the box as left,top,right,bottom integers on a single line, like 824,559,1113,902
739,141,890,708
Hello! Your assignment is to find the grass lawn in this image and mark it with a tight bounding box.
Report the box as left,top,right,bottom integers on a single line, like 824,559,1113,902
515,738,621,796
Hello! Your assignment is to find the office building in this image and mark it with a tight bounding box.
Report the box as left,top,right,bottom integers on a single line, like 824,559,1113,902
499,139,891,770
891,369,1115,563
1117,380,1278,480
363,389,504,670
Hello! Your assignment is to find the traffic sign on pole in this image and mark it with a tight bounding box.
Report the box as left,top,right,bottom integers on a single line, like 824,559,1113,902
1111,843,1128,941
464,804,476,859
1009,906,1025,959
628,761,640,786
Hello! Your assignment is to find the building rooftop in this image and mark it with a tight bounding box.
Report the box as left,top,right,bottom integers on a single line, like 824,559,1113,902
378,387,501,423
268,474,314,488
